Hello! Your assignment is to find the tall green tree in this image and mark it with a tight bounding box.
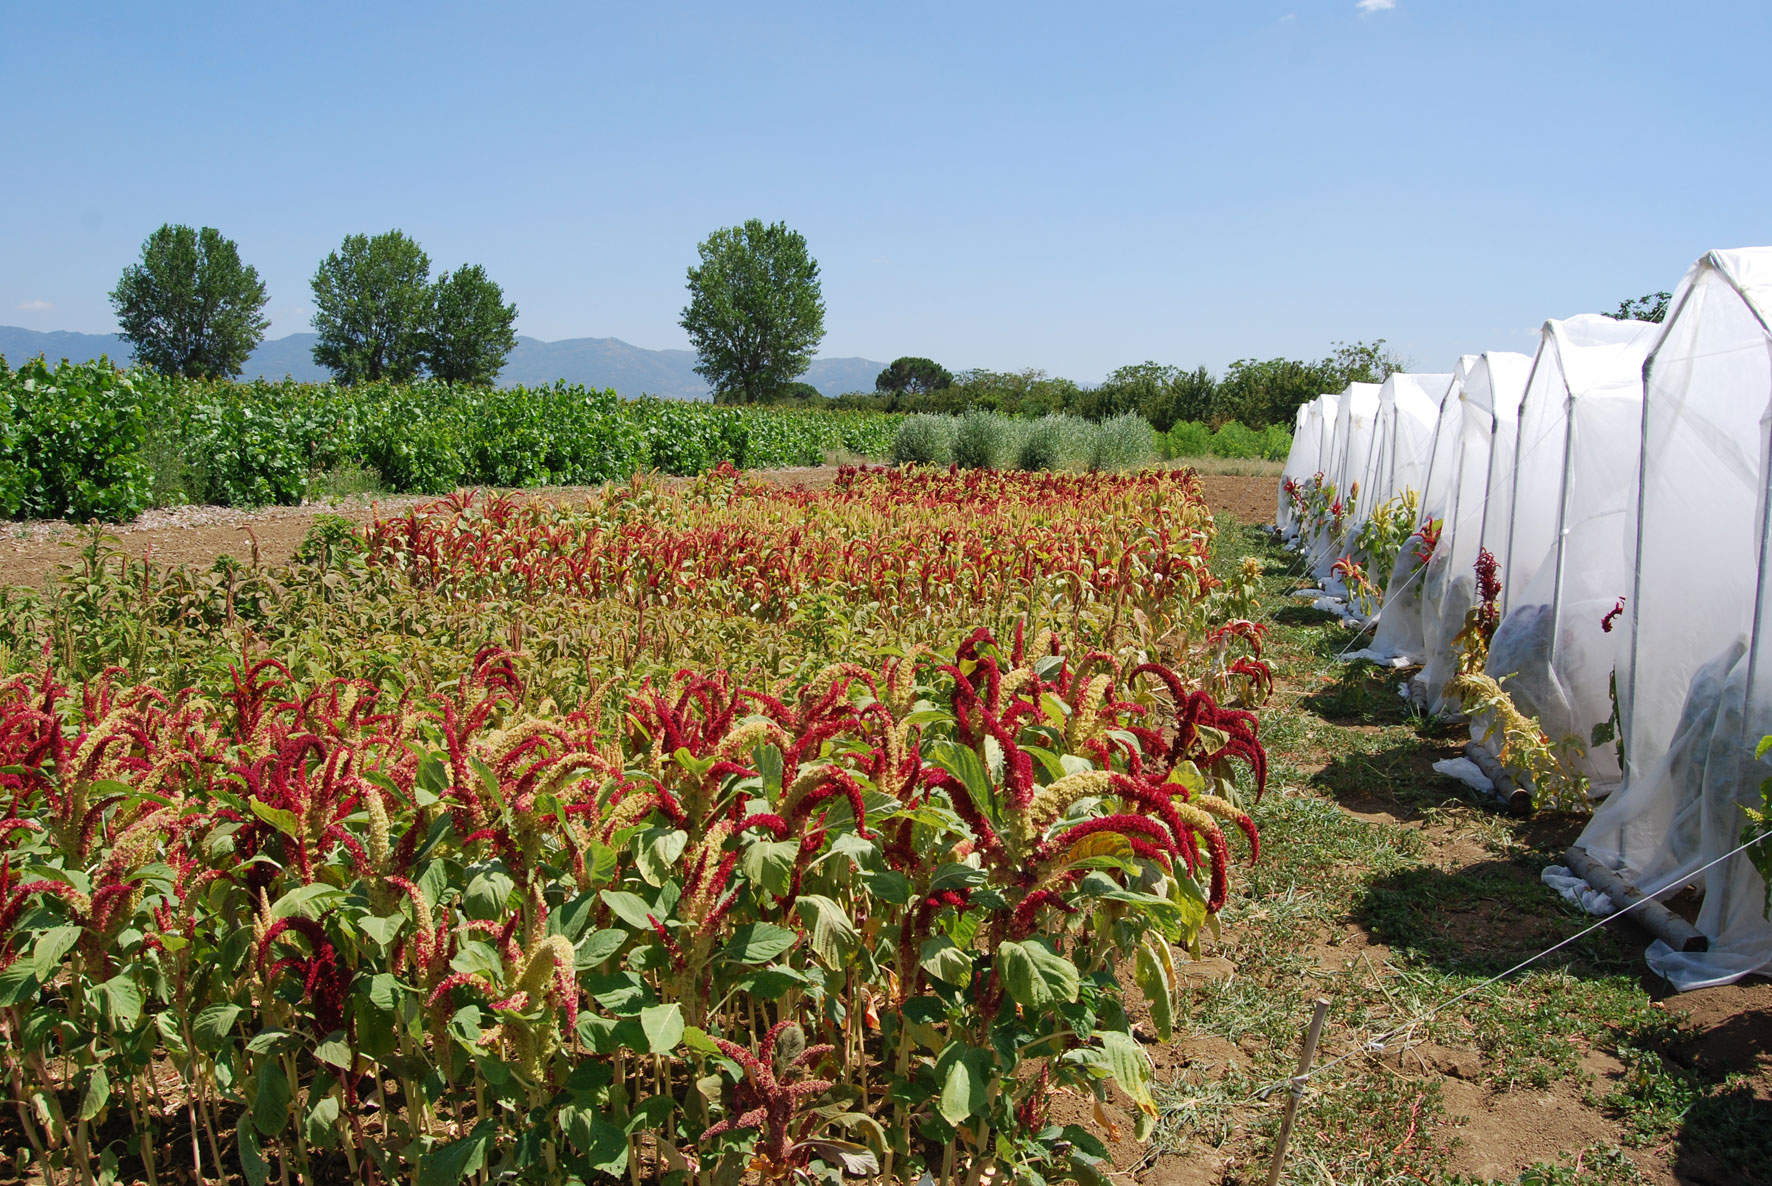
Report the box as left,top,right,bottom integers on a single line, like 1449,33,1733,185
680,219,825,403
875,356,953,397
1213,340,1401,429
1090,362,1216,430
310,230,432,384
426,265,519,385
109,224,269,378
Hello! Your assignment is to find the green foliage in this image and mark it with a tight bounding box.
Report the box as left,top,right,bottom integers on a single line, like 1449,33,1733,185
0,362,903,519
426,263,518,385
890,413,956,465
310,229,434,384
681,219,826,403
1742,736,1772,917
1214,340,1402,430
1205,420,1263,459
1160,420,1291,463
891,411,1179,473
1163,420,1213,458
1142,365,1217,432
1610,291,1671,324
0,357,155,521
951,409,1020,469
179,387,328,506
110,223,270,378
875,356,953,395
1258,422,1293,459
0,470,1260,1186
949,368,1081,417
1084,362,1216,430
1014,413,1089,471
844,343,1385,433
1088,411,1156,472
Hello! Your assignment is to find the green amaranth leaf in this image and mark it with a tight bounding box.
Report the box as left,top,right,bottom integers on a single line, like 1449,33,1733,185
31,924,81,980
251,1058,291,1135
1133,938,1174,1042
419,1119,496,1186
722,922,797,964
919,936,972,987
934,1042,993,1125
997,938,1079,1010
1098,1029,1156,1117
248,797,300,838
192,1003,243,1050
640,1002,685,1053
77,1062,109,1121
599,889,659,931
795,894,858,968
741,838,799,898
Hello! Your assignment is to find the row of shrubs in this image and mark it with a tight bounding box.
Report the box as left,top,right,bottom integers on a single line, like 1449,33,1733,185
0,357,905,522
886,411,1292,471
889,411,1159,471
1162,419,1293,461
1,356,1296,523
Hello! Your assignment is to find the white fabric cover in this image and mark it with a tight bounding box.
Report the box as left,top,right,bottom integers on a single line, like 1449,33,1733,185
1412,351,1534,711
1481,315,1658,791
1366,357,1481,664
1578,247,1772,991
1378,373,1451,509
1277,399,1320,536
1356,374,1449,518
1294,393,1343,557
1308,382,1381,578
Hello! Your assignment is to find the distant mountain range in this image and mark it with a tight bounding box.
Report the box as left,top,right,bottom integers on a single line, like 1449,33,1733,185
0,326,887,401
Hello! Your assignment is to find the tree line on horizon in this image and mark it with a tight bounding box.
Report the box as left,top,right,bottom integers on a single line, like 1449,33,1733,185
840,344,1405,432
100,219,1671,431
109,225,518,386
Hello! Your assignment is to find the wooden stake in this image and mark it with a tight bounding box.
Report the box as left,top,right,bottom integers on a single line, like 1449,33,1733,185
1264,998,1329,1186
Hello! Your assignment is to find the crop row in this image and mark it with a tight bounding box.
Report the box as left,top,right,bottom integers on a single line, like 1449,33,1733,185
0,358,903,522
0,467,1271,1185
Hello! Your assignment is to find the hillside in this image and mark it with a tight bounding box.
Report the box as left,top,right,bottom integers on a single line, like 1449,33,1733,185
0,326,886,400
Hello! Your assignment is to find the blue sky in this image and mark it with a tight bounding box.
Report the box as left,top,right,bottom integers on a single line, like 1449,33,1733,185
5,1,1767,382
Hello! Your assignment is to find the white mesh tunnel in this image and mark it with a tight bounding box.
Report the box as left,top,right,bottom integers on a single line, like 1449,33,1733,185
1293,392,1342,557
1576,247,1772,990
1308,382,1381,579
1277,399,1321,538
1365,357,1481,664
1354,372,1450,559
1372,374,1450,507
1481,315,1659,791
1412,351,1534,710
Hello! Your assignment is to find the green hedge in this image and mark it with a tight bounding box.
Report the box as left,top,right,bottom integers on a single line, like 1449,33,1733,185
888,409,1156,472
0,357,904,521
1159,419,1291,462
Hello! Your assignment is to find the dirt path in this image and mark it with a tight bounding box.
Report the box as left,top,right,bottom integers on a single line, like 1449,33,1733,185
2,470,1279,590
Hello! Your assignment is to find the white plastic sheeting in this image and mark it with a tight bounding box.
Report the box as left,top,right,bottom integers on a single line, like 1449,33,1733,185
1577,248,1772,990
1308,382,1381,579
1294,392,1343,559
1365,373,1450,512
1412,351,1534,712
1481,315,1658,792
1277,398,1322,538
1365,357,1481,665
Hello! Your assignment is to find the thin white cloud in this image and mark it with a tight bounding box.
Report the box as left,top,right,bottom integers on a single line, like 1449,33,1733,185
17,299,52,312
1356,0,1396,11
